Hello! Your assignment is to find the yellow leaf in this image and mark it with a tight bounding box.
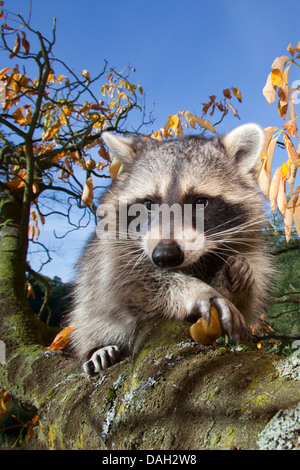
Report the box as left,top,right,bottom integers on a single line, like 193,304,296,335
42,123,61,142
271,68,288,88
232,87,242,102
6,169,26,191
168,114,184,137
281,161,290,179
81,69,90,81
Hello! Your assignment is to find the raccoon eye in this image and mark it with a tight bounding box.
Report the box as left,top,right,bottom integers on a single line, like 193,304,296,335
143,199,154,211
194,197,208,208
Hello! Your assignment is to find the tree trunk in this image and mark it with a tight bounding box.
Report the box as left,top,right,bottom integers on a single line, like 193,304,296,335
0,317,299,450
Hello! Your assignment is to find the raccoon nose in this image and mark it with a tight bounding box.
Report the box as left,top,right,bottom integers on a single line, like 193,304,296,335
152,241,184,268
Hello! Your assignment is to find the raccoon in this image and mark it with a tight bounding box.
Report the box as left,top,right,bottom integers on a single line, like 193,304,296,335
69,123,273,374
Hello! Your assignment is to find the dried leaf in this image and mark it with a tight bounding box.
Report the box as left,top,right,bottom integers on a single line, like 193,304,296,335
269,167,281,212
263,72,277,104
271,55,289,71
21,31,30,55
81,69,90,81
9,33,20,59
287,163,298,194
223,88,232,99
287,42,300,57
284,194,297,242
271,68,288,88
6,169,26,191
168,114,184,137
294,194,300,237
277,173,287,217
283,133,300,167
81,176,93,206
42,122,60,142
258,157,270,198
202,95,216,115
228,102,240,119
46,325,73,351
232,87,242,102
180,110,216,133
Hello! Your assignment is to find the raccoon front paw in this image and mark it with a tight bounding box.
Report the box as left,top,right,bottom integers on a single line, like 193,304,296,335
194,296,248,342
226,255,254,292
83,345,120,375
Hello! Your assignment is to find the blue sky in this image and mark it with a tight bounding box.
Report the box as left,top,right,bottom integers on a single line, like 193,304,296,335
8,0,300,281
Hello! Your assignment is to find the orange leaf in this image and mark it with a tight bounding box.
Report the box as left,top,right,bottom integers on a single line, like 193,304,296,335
42,123,61,142
6,169,26,191
271,68,288,88
46,325,73,352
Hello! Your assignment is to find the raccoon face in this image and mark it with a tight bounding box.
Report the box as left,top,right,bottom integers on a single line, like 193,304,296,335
101,124,264,269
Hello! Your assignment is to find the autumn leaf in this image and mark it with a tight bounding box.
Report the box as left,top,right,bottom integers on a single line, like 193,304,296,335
294,193,300,237
271,68,288,88
6,169,26,191
42,122,61,141
9,33,20,58
269,167,281,213
12,106,32,126
283,132,300,167
263,72,277,105
228,102,240,119
271,55,289,71
168,114,184,137
46,325,73,351
232,87,242,102
223,88,232,99
0,389,12,421
81,69,91,82
21,31,30,55
284,194,297,242
180,110,216,134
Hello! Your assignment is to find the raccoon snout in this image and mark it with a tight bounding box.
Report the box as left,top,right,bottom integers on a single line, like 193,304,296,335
152,241,184,268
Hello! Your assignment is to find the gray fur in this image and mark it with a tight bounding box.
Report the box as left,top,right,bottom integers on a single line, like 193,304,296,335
69,124,274,373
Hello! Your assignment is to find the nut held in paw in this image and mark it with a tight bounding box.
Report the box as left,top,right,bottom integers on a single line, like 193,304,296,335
190,306,223,345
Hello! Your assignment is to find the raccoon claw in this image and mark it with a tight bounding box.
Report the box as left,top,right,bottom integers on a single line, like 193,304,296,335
83,345,120,375
194,296,248,343
226,255,254,292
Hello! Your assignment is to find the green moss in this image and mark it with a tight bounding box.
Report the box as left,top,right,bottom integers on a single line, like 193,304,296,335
106,386,117,404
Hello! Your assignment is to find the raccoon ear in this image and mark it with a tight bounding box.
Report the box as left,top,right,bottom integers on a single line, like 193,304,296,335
222,124,264,172
101,132,136,165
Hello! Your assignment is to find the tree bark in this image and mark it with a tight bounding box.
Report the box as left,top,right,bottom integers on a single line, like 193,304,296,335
0,317,299,450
